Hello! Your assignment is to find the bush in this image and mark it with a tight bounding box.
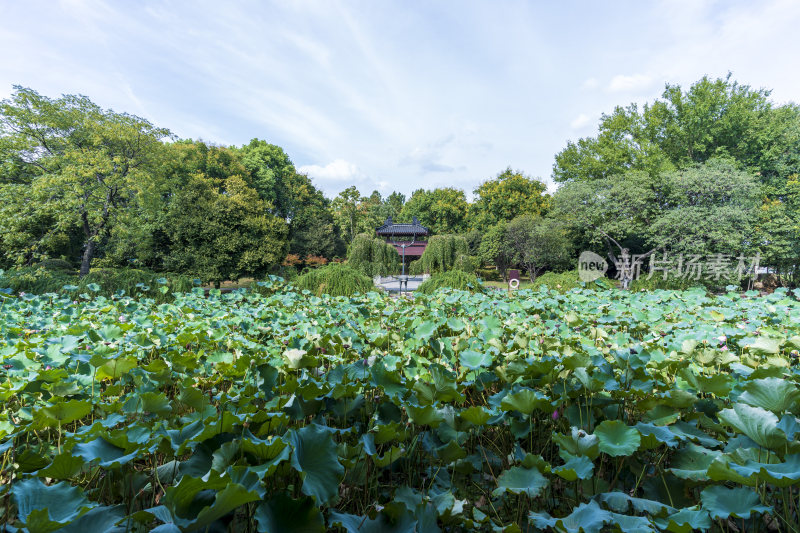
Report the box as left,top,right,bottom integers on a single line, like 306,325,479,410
0,266,77,294
530,270,615,292
475,268,502,282
78,268,193,297
294,264,375,297
0,266,193,300
629,275,717,292
417,270,485,295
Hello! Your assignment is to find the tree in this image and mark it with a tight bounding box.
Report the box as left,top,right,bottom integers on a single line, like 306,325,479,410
399,188,468,234
645,158,760,258
411,234,476,274
469,168,550,229
478,222,513,281
237,140,341,259
0,87,170,275
162,173,288,287
506,215,573,281
330,186,367,244
346,233,399,276
552,74,800,187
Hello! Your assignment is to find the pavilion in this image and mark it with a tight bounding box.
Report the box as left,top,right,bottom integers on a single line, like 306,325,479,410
375,216,429,267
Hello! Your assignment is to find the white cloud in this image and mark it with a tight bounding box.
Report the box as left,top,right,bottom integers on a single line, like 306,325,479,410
607,74,653,93
570,113,591,129
581,77,598,90
298,159,361,181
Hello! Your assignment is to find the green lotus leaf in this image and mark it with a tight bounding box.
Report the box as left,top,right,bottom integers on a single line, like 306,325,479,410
529,500,611,533
594,420,641,457
55,504,126,533
254,493,325,533
493,465,549,498
553,455,593,481
36,399,92,428
596,491,674,515
459,350,492,370
700,485,771,519
668,443,721,481
12,478,95,533
635,422,680,449
653,507,712,533
161,471,261,530
460,405,490,426
95,356,137,380
745,336,782,356
406,404,445,427
289,423,345,505
738,377,800,414
282,349,317,369
436,439,466,464
724,454,800,487
718,403,788,450
72,437,139,468
36,453,86,479
500,388,551,416
373,445,406,467
328,508,418,533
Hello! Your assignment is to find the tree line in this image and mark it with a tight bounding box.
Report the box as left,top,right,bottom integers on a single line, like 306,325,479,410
1,74,799,289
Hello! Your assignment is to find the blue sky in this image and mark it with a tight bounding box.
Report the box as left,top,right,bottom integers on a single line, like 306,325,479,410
2,0,800,199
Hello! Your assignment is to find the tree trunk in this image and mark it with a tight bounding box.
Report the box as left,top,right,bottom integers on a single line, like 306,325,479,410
79,239,95,277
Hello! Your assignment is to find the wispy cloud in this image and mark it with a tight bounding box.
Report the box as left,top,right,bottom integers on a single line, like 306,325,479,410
298,159,361,181
570,114,591,130
607,74,653,93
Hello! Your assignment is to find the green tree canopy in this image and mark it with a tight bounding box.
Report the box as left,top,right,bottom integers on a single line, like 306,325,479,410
399,187,468,234
346,233,400,277
469,168,550,229
506,215,573,281
552,74,800,187
0,86,170,275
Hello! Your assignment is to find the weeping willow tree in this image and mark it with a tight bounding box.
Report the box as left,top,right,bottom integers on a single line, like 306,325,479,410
346,233,400,276
410,234,478,274
294,264,374,297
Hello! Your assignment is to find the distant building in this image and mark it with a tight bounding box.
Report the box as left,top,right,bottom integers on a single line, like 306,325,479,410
376,216,429,265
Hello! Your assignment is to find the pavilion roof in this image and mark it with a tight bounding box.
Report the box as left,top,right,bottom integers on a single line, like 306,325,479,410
375,216,429,236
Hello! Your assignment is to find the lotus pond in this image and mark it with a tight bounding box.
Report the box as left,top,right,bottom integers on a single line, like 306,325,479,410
1,284,800,532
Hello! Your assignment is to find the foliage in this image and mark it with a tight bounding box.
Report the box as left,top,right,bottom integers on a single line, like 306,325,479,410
475,268,502,282
160,155,289,286
478,221,513,281
552,74,800,187
469,167,550,228
2,286,800,530
346,233,400,276
293,263,374,296
506,215,573,281
0,86,171,275
529,269,615,291
399,188,469,234
415,270,484,294
0,266,192,300
411,234,475,274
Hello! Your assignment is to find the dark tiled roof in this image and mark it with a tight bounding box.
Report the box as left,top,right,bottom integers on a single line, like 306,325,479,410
375,216,429,235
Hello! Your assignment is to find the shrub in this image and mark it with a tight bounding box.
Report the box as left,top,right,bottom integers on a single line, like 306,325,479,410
476,268,502,282
294,264,375,297
530,269,615,292
78,268,193,297
417,270,485,294
0,266,76,294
